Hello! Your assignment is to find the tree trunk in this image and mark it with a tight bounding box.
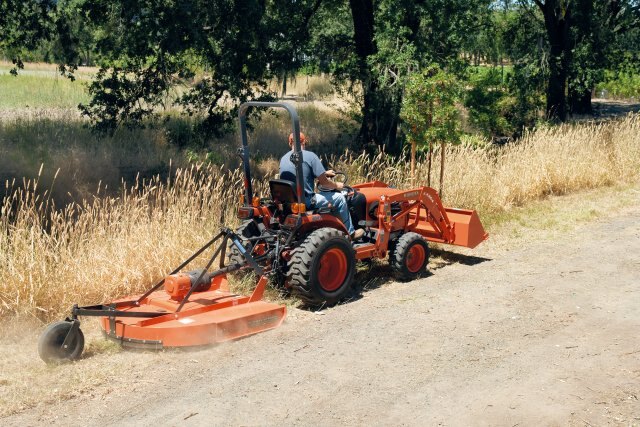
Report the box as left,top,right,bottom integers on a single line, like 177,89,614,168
348,0,413,154
536,0,572,122
281,71,287,98
568,0,594,115
427,142,433,187
569,87,593,114
410,139,416,183
349,0,377,149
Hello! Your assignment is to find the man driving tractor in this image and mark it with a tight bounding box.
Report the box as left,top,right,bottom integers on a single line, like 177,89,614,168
279,132,365,241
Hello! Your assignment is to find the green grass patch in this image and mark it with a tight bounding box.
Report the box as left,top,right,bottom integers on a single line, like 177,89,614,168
0,74,89,108
468,64,513,84
483,183,639,240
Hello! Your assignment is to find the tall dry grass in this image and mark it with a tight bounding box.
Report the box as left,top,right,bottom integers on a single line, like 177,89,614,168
0,165,250,320
337,114,640,216
1,114,639,320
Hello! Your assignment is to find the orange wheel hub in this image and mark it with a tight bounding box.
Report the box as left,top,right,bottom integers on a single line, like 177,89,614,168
406,244,426,273
317,248,348,291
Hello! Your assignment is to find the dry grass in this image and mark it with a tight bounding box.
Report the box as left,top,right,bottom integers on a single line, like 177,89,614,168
0,165,247,319
267,74,336,101
1,114,639,321
0,318,160,417
334,114,640,222
0,102,355,206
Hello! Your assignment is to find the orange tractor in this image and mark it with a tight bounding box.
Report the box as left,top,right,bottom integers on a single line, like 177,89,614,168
38,102,487,364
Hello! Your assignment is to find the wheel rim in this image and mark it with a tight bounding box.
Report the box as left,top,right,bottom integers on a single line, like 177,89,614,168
52,326,78,357
406,243,426,273
317,247,348,291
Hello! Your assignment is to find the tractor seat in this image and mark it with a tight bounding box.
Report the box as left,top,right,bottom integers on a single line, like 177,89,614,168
269,179,297,204
269,179,300,216
269,179,337,216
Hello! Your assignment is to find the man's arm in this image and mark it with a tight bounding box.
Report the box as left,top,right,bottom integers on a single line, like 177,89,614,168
309,152,343,191
318,172,344,191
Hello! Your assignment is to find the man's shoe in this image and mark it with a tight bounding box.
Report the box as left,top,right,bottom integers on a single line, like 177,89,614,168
350,228,365,241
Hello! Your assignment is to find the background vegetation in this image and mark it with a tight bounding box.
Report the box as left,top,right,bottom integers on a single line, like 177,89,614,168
2,1,639,143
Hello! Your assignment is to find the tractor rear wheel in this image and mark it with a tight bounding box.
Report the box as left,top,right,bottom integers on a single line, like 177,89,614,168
389,232,430,282
286,227,355,307
227,220,262,271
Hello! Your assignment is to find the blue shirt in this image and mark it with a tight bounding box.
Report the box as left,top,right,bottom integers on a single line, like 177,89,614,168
279,150,326,197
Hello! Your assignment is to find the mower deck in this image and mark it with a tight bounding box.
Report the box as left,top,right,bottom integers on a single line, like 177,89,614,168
100,275,286,349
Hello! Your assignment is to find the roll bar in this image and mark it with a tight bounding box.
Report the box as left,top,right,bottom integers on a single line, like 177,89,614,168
238,102,305,206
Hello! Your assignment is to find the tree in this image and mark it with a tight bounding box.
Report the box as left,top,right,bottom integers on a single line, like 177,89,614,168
513,0,639,119
532,0,572,121
569,0,640,114
73,0,341,133
265,0,323,97
400,67,461,196
78,0,265,132
0,0,56,74
312,0,488,153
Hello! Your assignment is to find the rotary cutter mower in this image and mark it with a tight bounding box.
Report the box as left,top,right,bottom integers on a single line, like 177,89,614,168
38,228,285,364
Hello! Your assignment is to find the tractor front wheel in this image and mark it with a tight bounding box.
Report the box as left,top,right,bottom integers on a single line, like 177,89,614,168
390,232,430,282
286,228,355,307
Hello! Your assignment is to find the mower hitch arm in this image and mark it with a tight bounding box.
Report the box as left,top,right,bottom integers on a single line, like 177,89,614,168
134,231,226,304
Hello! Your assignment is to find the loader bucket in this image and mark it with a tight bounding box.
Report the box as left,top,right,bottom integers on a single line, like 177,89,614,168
99,275,286,349
444,207,488,249
411,207,488,249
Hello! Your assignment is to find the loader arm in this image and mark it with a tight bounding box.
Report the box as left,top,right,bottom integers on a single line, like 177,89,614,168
382,187,455,244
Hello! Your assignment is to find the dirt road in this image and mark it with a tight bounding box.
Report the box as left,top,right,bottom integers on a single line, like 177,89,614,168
2,193,640,426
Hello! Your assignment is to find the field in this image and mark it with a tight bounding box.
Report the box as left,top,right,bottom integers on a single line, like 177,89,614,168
1,185,639,422
1,113,639,320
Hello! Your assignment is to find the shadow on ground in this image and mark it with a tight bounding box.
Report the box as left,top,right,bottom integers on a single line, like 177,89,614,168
592,99,640,118
429,248,492,271
339,249,492,305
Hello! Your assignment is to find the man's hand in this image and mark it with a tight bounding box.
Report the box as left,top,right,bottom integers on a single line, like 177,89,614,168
318,172,344,191
325,169,336,178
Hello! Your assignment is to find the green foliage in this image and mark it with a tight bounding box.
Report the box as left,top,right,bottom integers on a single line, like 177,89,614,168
305,0,491,151
0,0,56,74
464,68,515,138
400,66,462,149
75,0,280,133
4,0,640,144
597,70,640,99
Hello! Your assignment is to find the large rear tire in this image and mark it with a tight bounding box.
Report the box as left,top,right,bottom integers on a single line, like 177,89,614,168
286,227,355,307
227,220,262,270
389,232,429,282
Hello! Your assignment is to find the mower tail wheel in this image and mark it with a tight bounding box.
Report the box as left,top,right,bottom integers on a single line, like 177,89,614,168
38,321,85,364
286,227,355,307
390,232,430,282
